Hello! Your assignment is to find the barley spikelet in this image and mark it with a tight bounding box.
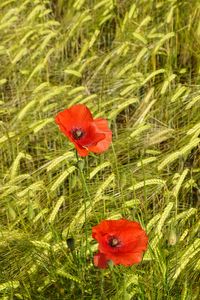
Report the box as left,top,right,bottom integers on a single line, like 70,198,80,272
109,98,138,119
156,202,174,236
137,156,157,167
153,32,175,55
0,281,20,292
161,74,176,95
172,239,200,285
17,181,44,197
46,152,74,172
10,152,32,179
95,173,115,199
187,122,200,135
180,138,199,155
146,213,161,233
129,124,151,139
56,269,81,284
48,196,65,223
129,178,165,191
142,69,165,86
185,94,200,109
33,118,54,133
89,161,111,179
171,86,189,103
158,151,180,171
50,166,76,192
173,169,189,198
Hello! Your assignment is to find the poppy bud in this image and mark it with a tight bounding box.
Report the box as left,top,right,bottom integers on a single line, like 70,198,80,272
168,229,177,246
67,237,75,251
77,159,85,171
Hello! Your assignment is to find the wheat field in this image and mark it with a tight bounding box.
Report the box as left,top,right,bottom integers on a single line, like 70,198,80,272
0,0,200,299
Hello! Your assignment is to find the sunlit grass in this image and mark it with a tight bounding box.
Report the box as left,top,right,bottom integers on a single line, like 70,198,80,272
0,0,200,299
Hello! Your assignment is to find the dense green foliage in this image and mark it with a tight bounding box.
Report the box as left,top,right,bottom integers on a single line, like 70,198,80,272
0,0,200,299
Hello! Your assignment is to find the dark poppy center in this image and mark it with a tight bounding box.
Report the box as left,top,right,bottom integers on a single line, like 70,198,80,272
71,128,84,140
108,236,120,248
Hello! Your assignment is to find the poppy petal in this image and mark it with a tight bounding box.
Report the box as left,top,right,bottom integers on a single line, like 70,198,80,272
74,143,89,157
68,104,93,123
93,118,111,132
88,135,112,153
108,251,143,266
77,125,105,148
93,252,109,269
92,219,131,239
55,110,73,135
55,104,93,133
88,119,112,153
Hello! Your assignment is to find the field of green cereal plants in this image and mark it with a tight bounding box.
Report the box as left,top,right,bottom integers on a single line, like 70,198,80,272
0,0,200,299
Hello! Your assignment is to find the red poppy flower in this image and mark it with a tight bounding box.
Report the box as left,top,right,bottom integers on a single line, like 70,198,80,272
55,104,112,157
92,219,148,268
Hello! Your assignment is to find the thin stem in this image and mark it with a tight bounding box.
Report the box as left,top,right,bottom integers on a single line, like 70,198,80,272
75,152,89,254
75,152,98,259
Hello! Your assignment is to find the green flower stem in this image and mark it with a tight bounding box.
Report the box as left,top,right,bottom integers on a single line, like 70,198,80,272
76,152,98,258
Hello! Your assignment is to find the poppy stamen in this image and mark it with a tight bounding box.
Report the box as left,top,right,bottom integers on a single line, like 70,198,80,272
108,236,121,248
71,128,84,140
